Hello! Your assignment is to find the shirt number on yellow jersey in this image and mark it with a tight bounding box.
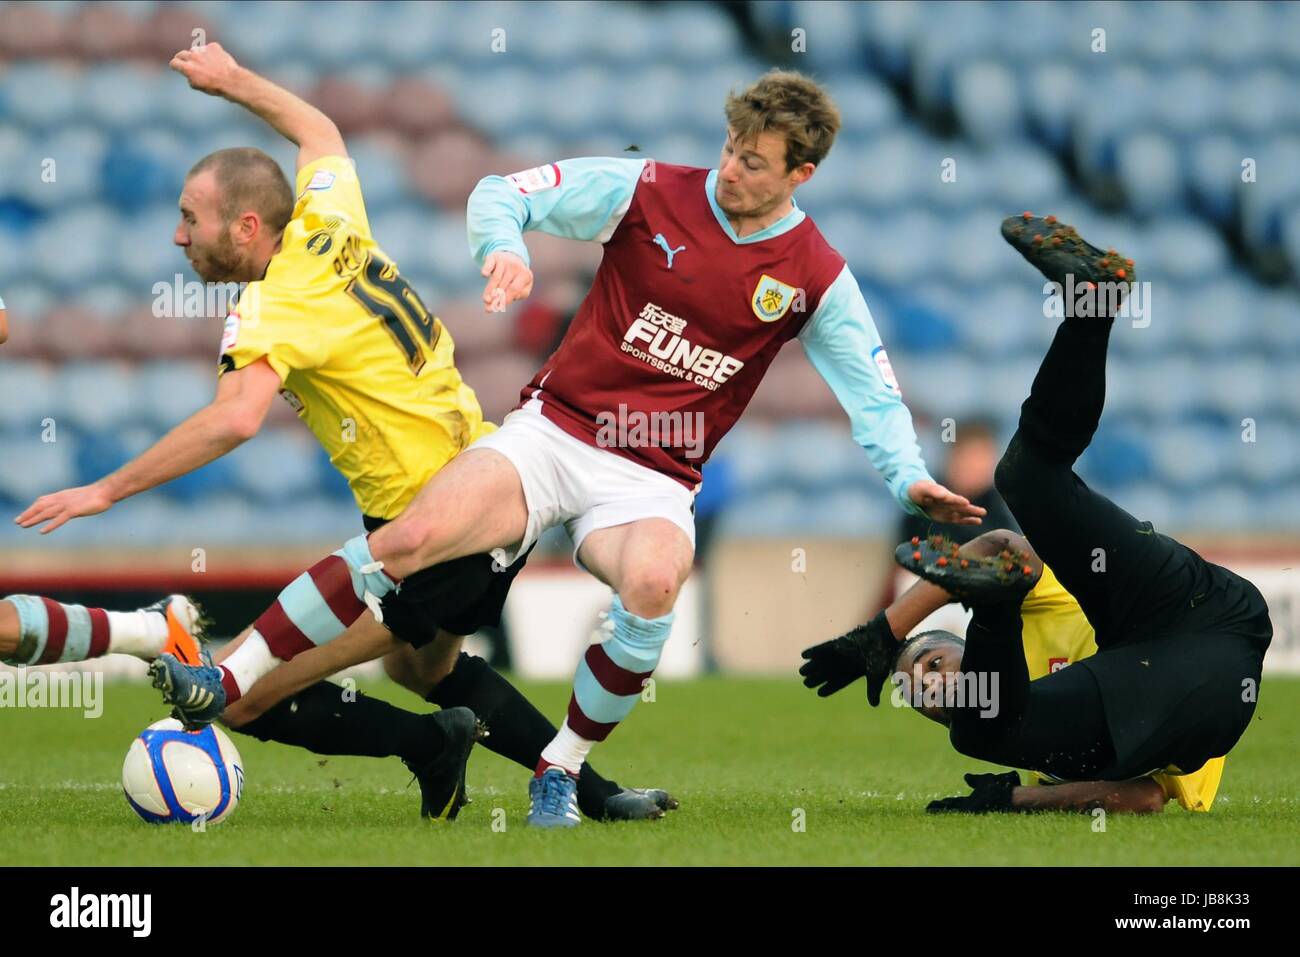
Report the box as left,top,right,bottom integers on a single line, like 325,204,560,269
344,250,442,374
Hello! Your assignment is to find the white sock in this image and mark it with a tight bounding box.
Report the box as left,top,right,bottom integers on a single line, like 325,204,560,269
220,631,281,697
106,611,169,659
539,719,594,775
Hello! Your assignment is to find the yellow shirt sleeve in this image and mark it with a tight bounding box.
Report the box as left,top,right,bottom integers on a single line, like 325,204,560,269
218,156,370,383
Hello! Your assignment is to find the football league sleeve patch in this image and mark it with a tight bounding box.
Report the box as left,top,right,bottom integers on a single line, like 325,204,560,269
467,156,647,266
293,155,371,240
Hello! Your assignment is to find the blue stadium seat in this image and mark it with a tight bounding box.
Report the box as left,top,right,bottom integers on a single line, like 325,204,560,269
984,142,1069,211
1077,426,1153,488
1020,63,1082,154
0,436,76,505
1179,278,1264,356
21,127,110,210
1235,419,1299,485
663,5,742,66
887,354,983,421
218,0,312,68
1150,424,1225,488
59,362,139,431
0,361,58,430
791,1,865,70
3,63,81,131
803,487,896,537
343,137,409,214
1116,131,1184,217
227,428,324,503
857,0,924,81
711,423,781,498
952,60,1023,145
369,207,434,275
771,420,859,491
1238,135,1300,254
137,362,219,431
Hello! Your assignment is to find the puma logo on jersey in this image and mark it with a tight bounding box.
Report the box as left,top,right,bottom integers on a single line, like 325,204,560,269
652,233,686,269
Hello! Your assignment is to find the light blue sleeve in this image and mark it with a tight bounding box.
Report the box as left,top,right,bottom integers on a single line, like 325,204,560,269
799,264,934,517
466,157,647,268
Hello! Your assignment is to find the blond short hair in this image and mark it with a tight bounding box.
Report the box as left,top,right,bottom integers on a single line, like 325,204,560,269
724,69,842,171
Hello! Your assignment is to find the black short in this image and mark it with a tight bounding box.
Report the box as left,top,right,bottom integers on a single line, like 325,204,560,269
1077,564,1272,777
361,515,529,649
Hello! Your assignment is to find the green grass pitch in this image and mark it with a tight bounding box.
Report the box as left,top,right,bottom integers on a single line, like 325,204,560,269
2,676,1297,866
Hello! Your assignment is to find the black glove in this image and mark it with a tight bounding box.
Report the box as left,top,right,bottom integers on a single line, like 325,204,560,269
926,771,1024,814
799,610,899,706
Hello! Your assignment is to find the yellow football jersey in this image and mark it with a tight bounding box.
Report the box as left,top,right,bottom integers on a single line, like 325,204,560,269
219,155,490,519
1019,563,1226,811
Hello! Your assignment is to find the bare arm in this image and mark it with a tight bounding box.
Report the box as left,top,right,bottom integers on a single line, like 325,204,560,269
221,614,401,727
0,307,8,345
1012,778,1168,814
15,359,281,533
170,42,346,172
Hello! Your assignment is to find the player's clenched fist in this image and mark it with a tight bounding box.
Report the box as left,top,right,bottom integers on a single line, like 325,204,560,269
481,251,533,313
170,41,242,97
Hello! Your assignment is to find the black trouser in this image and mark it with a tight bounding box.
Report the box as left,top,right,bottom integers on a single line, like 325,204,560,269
993,316,1194,650
950,316,1271,780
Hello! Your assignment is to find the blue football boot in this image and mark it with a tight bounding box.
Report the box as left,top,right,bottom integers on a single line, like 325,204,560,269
149,649,226,729
527,766,581,829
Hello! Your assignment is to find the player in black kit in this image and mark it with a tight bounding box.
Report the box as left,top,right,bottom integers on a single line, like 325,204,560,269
802,214,1273,812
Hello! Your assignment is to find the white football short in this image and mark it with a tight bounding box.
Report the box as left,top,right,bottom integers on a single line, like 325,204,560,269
468,406,697,569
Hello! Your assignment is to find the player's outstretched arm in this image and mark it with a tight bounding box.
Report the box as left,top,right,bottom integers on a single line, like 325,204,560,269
14,358,281,534
1009,777,1168,814
798,265,986,525
0,296,8,344
800,530,1031,703
220,614,401,728
170,41,346,172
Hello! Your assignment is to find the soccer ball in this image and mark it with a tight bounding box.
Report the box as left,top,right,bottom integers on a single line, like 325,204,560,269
121,718,244,825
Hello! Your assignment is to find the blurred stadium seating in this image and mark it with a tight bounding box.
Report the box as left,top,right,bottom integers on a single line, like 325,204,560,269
1,0,1297,552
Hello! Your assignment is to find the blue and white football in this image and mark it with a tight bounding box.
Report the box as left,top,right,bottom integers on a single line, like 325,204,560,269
122,718,243,825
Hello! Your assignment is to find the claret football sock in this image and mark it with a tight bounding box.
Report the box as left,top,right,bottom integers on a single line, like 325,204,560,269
540,593,674,773
253,535,396,661
2,595,158,665
217,535,399,703
428,652,621,816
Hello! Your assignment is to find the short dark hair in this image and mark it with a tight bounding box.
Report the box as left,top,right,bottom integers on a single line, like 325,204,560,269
187,147,293,234
724,69,842,171
894,629,965,672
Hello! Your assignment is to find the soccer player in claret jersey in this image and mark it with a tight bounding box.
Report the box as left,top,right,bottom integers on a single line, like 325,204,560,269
156,70,985,827
12,41,670,823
